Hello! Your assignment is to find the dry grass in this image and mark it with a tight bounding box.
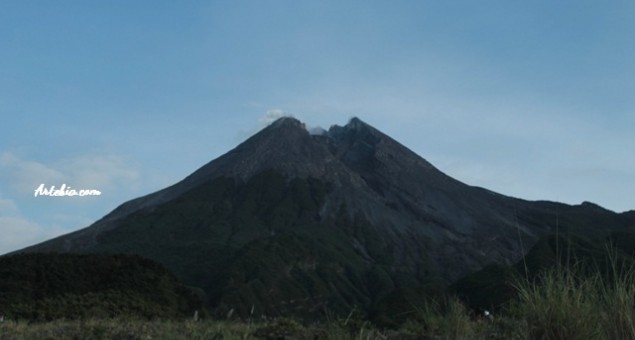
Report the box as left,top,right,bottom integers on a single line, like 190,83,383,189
507,246,635,340
2,249,635,340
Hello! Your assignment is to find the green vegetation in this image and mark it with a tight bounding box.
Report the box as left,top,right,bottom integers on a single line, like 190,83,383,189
0,317,392,340
3,240,635,339
505,246,635,339
0,260,633,340
0,253,201,321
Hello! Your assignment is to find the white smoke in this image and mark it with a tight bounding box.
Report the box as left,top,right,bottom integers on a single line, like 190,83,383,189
259,109,294,127
258,109,327,136
308,126,327,135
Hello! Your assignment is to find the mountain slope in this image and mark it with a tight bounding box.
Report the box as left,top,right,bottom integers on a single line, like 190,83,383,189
16,117,635,318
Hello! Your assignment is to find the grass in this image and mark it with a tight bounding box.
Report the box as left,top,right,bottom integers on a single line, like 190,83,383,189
0,317,391,340
506,244,635,340
3,248,635,340
0,318,252,340
509,267,600,339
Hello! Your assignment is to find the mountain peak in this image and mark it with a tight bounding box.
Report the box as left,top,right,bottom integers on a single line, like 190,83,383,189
257,116,310,143
268,116,305,130
266,116,375,140
346,116,370,130
328,116,373,132
327,116,380,142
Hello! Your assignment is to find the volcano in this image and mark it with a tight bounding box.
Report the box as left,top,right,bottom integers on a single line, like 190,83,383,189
17,117,635,318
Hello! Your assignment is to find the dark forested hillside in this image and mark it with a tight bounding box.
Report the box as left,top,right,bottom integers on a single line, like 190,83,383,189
0,253,201,320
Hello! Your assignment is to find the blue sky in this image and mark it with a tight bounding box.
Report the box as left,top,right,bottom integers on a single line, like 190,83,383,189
1,1,634,254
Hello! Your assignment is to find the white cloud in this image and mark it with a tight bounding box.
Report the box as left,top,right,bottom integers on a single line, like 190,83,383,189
0,151,139,197
0,216,43,255
0,197,19,215
0,152,143,253
64,154,140,191
235,109,299,142
0,196,75,255
256,109,329,136
0,152,66,192
0,216,74,255
259,109,293,127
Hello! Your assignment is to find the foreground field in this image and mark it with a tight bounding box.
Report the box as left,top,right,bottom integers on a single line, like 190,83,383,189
1,271,634,340
0,316,498,340
2,253,635,340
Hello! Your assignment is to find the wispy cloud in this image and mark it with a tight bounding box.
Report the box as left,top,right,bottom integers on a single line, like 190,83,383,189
235,109,297,142
0,151,146,254
0,196,18,214
0,196,74,255
259,109,293,128
62,154,140,192
0,152,139,197
0,152,66,193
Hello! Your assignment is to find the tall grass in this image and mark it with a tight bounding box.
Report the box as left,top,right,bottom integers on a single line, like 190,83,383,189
0,317,394,340
401,296,475,339
508,245,635,340
509,267,600,339
3,247,635,339
596,247,635,340
0,318,248,340
398,243,635,339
